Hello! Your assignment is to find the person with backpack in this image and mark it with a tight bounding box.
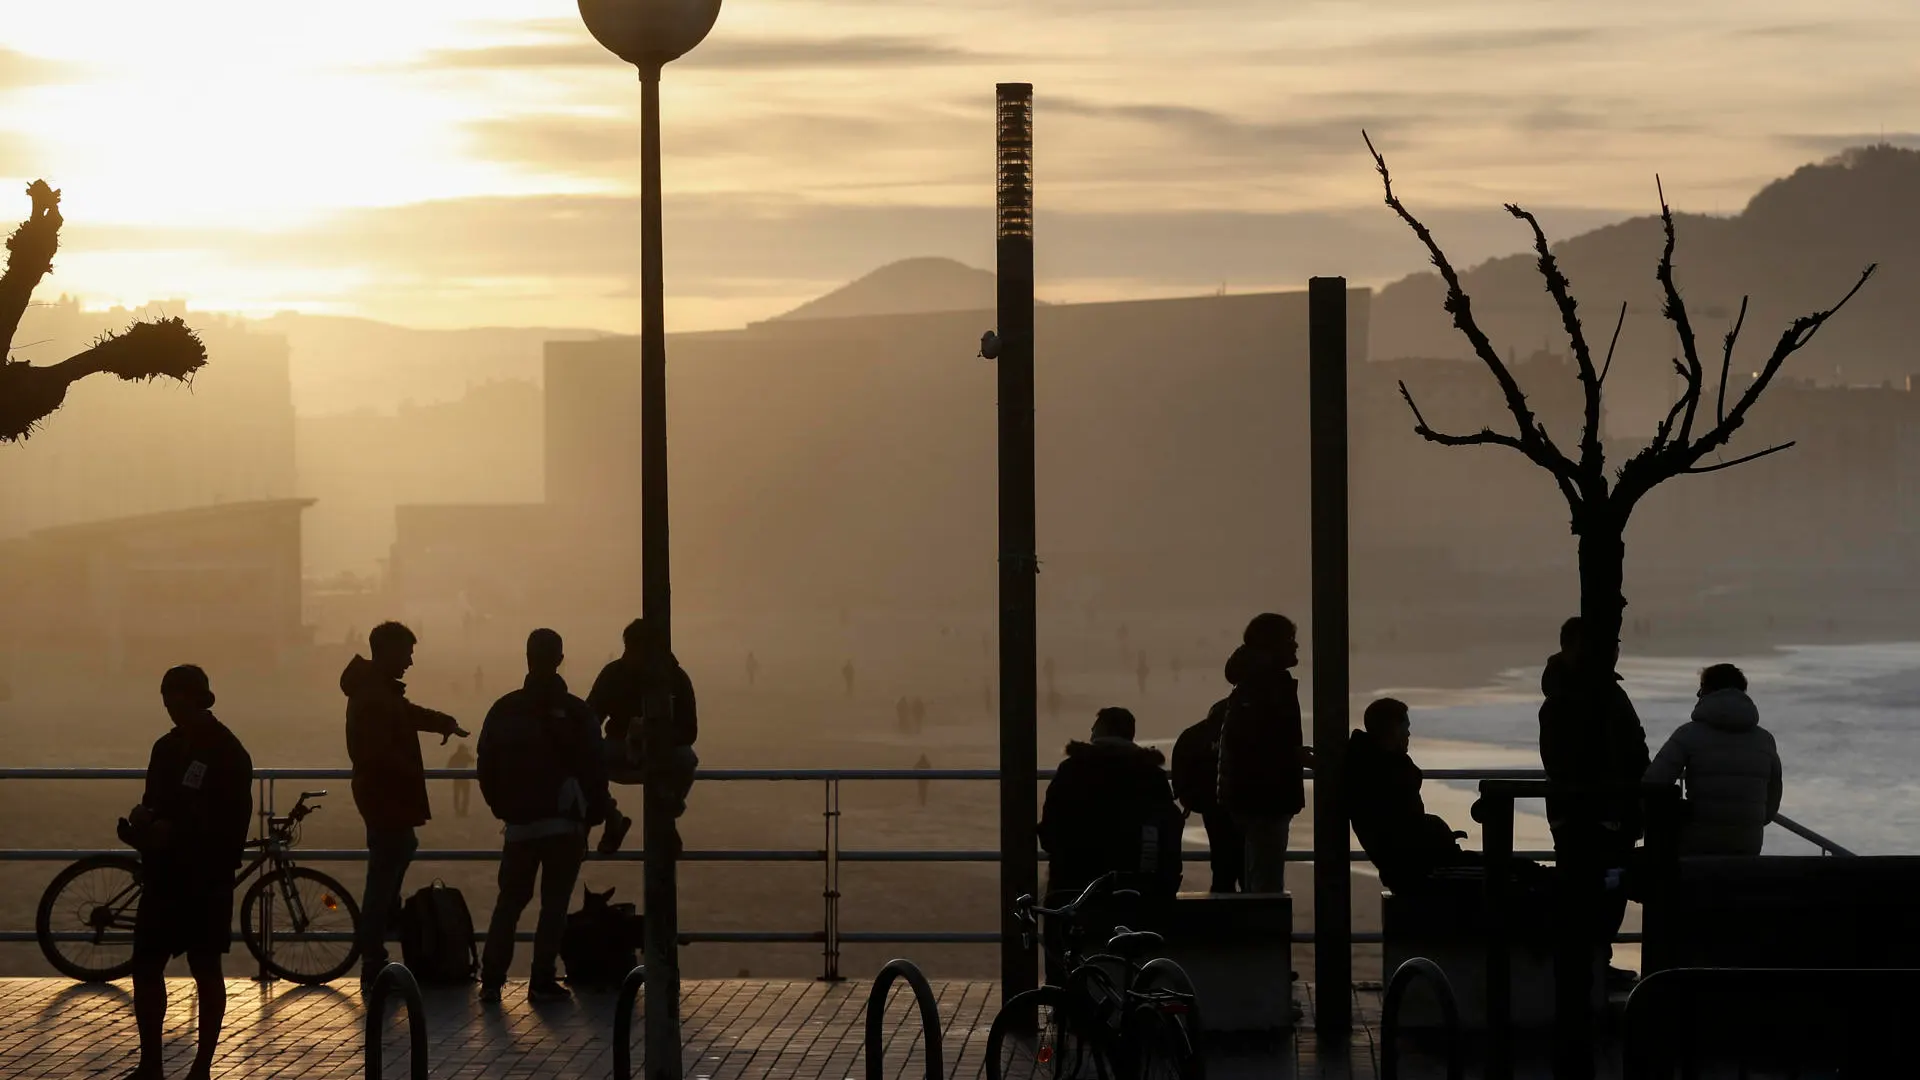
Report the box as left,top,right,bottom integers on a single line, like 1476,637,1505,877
1171,699,1242,892
476,628,611,1004
122,665,252,1080
342,621,468,987
1215,613,1312,894
1038,707,1184,903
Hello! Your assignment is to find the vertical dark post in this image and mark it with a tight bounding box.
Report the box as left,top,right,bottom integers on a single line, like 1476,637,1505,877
1481,785,1515,1080
638,64,683,1080
1308,277,1351,1033
995,81,1039,1000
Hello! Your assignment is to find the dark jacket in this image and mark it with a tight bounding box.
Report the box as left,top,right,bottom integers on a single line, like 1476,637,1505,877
587,654,698,751
1215,644,1307,819
1644,688,1782,856
1170,701,1228,816
342,655,460,829
477,673,611,829
1539,653,1650,837
1039,738,1183,899
1346,728,1462,894
139,715,253,890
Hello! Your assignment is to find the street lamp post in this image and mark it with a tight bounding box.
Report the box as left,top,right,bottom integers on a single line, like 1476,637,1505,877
577,4,722,1079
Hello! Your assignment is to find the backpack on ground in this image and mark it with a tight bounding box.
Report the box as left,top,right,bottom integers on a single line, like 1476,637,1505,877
400,881,478,983
562,885,642,987
1170,701,1227,815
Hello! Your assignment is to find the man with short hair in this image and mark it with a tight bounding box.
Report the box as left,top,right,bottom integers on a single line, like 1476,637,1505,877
477,629,609,1004
1216,613,1314,893
1347,698,1473,894
1039,707,1184,904
123,665,252,1080
588,618,699,848
342,621,468,986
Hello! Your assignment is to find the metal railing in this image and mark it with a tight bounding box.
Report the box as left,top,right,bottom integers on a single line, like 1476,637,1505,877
0,765,1853,981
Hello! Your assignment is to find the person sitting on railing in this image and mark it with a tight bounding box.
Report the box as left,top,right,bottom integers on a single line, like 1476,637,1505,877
476,628,611,1005
1039,707,1184,908
121,665,253,1080
587,617,699,853
1643,663,1783,856
1347,698,1473,895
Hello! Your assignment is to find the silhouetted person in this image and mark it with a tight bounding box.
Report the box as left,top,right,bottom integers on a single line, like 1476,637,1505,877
745,650,759,686
915,753,932,807
1216,613,1311,893
1039,707,1183,904
1643,664,1783,856
1347,698,1472,894
449,742,474,818
1136,650,1149,695
842,659,856,698
589,618,699,832
343,621,467,985
123,665,251,1080
1171,696,1242,892
477,629,609,1005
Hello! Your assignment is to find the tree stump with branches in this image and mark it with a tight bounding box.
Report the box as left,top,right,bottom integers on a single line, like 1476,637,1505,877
0,180,208,442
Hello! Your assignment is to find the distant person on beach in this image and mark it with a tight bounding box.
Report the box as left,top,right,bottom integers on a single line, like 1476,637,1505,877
476,628,609,1005
745,650,759,686
1039,707,1183,904
915,753,932,807
842,659,856,698
1347,698,1472,894
1643,663,1782,856
123,665,252,1080
1216,613,1312,893
589,618,699,838
1539,614,1647,990
342,621,468,986
1171,696,1242,892
449,741,474,817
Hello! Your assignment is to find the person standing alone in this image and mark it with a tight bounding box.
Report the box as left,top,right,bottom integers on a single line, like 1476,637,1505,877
1216,613,1312,894
342,621,468,987
476,629,609,1003
123,665,252,1080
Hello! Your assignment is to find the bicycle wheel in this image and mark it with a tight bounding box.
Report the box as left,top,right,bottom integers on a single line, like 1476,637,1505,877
987,986,1112,1080
1126,1001,1201,1080
1130,956,1204,1068
241,867,362,984
36,854,142,982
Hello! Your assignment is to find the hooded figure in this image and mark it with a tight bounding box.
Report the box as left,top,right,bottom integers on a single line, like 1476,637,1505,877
1539,649,1649,839
1215,643,1307,820
342,653,462,830
1346,702,1467,895
1038,708,1183,901
1644,666,1782,856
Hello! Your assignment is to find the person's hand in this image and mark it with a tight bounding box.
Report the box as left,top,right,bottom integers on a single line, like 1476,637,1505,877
1298,746,1317,767
128,805,154,829
452,725,471,739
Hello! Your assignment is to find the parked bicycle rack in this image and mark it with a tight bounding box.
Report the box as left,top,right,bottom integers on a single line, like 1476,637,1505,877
1381,957,1463,1080
865,959,944,1080
613,965,647,1080
364,964,429,1080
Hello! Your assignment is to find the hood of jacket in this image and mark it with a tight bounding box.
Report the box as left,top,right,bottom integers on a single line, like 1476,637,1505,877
1541,653,1574,699
1691,688,1760,731
1225,643,1291,688
1063,736,1166,767
1347,727,1400,762
340,654,401,700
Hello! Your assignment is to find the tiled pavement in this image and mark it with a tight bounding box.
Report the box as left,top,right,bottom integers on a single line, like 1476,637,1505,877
0,977,1431,1079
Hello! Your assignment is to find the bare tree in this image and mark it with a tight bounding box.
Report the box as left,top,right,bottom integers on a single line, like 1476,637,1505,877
1365,134,1875,669
0,180,207,442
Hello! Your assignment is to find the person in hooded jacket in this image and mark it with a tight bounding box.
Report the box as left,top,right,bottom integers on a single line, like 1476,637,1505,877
588,617,699,853
476,628,610,1003
1038,707,1184,903
342,621,468,984
1347,698,1471,895
1644,663,1782,856
1215,613,1312,893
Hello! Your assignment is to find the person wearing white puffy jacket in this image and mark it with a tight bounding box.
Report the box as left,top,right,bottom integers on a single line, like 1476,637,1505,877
1644,664,1783,856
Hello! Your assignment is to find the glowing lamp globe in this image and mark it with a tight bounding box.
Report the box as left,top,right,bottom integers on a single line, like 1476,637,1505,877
578,0,723,68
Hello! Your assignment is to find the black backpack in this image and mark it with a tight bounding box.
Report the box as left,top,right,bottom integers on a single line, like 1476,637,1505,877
400,881,478,983
562,886,642,987
1170,701,1227,815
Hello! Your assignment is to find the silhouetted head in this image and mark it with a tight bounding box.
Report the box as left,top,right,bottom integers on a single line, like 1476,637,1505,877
1363,697,1411,754
1559,617,1583,655
622,617,649,657
1091,707,1136,742
161,664,216,723
1699,663,1747,697
1243,613,1299,669
369,621,417,679
527,628,564,676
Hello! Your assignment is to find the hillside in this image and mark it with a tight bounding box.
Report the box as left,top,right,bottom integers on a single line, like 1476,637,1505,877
771,257,999,322
1370,144,1917,433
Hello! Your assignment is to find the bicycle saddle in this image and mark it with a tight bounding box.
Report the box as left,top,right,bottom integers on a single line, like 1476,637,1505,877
1105,928,1164,957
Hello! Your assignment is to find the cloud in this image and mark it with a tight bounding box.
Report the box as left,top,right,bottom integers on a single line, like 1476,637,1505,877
412,34,1000,73
0,48,71,93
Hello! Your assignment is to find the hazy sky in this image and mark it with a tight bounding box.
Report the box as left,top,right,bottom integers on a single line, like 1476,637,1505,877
3,1,1915,331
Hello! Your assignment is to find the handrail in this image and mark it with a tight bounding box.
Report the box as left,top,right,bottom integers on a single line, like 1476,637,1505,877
1771,812,1854,856
865,959,944,1080
613,965,646,1080
1380,957,1462,1080
364,963,428,1080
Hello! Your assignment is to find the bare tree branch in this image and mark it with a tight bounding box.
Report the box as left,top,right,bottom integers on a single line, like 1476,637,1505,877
0,316,206,441
1506,202,1604,475
0,181,60,350
1654,176,1707,449
1716,296,1748,427
1364,132,1578,484
1599,300,1627,386
1398,380,1527,452
1684,441,1793,475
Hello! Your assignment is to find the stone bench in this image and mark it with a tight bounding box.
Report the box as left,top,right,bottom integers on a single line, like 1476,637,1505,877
1155,892,1296,1032
1381,882,1603,1030
1644,855,1920,972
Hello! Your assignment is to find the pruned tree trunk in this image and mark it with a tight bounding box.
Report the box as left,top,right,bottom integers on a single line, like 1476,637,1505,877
1575,512,1626,672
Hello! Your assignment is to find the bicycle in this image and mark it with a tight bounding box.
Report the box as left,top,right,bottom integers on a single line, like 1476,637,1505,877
985,872,1205,1080
36,790,363,985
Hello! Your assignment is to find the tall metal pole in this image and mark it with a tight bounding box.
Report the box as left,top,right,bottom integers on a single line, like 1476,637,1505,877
1309,277,1352,1033
994,82,1039,1000
638,63,683,1080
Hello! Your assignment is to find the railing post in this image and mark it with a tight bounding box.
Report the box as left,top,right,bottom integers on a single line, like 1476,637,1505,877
1381,957,1463,1080
1308,274,1352,1033
614,965,647,1080
253,776,275,983
821,777,842,982
865,959,944,1080
1479,785,1515,1080
364,963,428,1080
